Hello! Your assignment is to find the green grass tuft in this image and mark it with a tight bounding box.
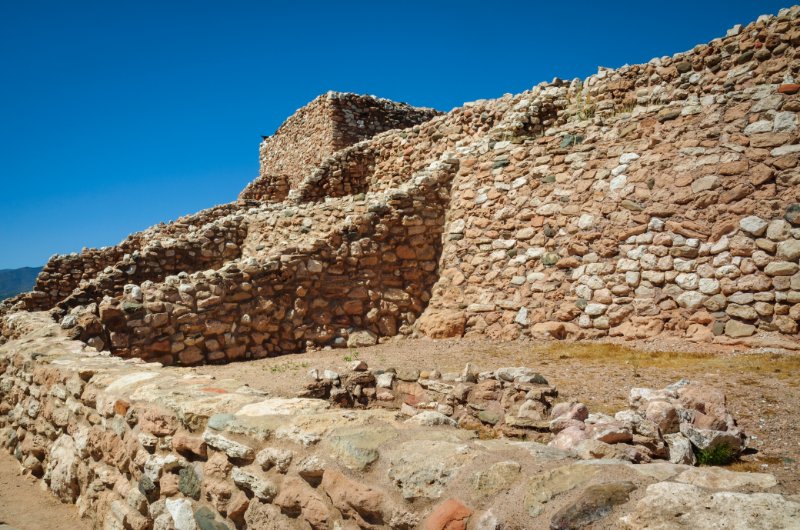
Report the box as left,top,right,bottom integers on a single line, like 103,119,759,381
696,444,736,466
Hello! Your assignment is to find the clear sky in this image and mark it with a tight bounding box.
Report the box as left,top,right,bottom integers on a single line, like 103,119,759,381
0,1,790,269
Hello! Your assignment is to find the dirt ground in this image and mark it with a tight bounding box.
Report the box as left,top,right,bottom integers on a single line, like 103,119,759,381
188,336,800,495
0,449,90,530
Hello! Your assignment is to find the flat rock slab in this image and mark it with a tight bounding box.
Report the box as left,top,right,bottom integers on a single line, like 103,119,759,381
674,466,778,491
621,481,800,529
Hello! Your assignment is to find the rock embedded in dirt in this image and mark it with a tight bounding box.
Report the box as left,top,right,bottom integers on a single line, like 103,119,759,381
620,482,800,529
550,481,637,530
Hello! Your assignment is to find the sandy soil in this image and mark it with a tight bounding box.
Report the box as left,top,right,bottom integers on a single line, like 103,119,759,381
0,449,90,530
187,336,800,495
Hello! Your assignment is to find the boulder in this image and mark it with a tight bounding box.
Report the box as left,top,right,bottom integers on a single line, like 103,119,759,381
417,310,466,338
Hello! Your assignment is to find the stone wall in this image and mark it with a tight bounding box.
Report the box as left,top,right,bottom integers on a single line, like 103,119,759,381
291,96,562,203
2,202,249,316
88,159,457,364
240,92,441,202
417,7,800,345
4,7,800,359
2,312,797,530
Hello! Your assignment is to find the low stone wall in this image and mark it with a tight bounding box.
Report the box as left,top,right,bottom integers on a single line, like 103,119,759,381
1,312,797,530
302,360,747,466
241,92,440,202
2,202,249,317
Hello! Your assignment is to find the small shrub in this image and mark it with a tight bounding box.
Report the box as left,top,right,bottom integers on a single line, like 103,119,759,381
696,444,736,466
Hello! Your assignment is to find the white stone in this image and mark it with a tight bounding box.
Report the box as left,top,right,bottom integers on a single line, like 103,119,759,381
767,220,792,241
675,273,698,290
514,307,529,326
710,236,730,254
619,152,640,164
492,238,516,250
202,432,254,460
584,303,607,316
648,217,665,231
449,219,465,234
743,120,772,135
577,214,595,230
773,111,797,133
405,411,457,427
698,278,720,295
609,174,627,192
231,468,277,500
376,372,394,388
676,291,706,309
237,397,330,417
621,482,800,530
770,144,800,157
739,216,768,237
166,498,197,530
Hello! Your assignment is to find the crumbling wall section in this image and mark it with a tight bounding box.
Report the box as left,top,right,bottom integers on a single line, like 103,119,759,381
240,92,441,202
92,159,458,364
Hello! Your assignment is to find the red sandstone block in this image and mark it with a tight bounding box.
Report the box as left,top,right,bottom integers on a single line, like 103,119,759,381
778,84,800,95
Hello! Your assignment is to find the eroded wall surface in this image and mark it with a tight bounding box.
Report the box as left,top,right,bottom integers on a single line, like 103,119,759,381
2,8,800,363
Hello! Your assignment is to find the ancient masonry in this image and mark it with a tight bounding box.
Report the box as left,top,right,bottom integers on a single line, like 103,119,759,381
1,7,800,530
3,13,800,363
1,312,797,529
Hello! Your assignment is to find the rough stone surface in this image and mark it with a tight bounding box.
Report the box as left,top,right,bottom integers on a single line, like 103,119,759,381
2,6,800,360
621,482,800,529
1,8,800,530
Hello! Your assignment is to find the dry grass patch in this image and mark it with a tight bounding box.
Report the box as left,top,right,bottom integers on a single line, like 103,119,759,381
534,342,800,378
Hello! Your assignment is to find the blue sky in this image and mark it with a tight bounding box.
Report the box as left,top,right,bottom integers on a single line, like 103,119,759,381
0,1,789,268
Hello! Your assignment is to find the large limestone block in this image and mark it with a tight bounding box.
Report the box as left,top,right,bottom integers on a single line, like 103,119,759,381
620,482,800,529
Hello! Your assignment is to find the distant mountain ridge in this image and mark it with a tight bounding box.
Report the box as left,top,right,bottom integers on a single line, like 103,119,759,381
0,267,42,300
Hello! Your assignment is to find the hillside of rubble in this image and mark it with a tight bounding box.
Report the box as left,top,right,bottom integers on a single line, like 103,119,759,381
2,9,800,367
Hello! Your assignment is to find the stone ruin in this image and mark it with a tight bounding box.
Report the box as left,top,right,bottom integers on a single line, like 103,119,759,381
0,312,790,530
301,360,746,467
1,6,800,530
3,10,800,363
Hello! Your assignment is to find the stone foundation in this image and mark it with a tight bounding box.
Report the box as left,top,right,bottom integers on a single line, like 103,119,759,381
1,311,798,530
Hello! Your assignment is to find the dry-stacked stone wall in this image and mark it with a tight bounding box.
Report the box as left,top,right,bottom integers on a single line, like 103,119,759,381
240,92,441,202
2,202,248,316
90,159,457,364
291,96,562,203
3,312,794,530
3,7,800,361
418,8,800,345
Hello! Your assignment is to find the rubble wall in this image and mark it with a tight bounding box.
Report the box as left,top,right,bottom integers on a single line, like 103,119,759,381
2,312,798,530
241,92,441,202
292,96,562,203
92,160,457,364
2,203,249,316
5,8,800,358
418,8,800,345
